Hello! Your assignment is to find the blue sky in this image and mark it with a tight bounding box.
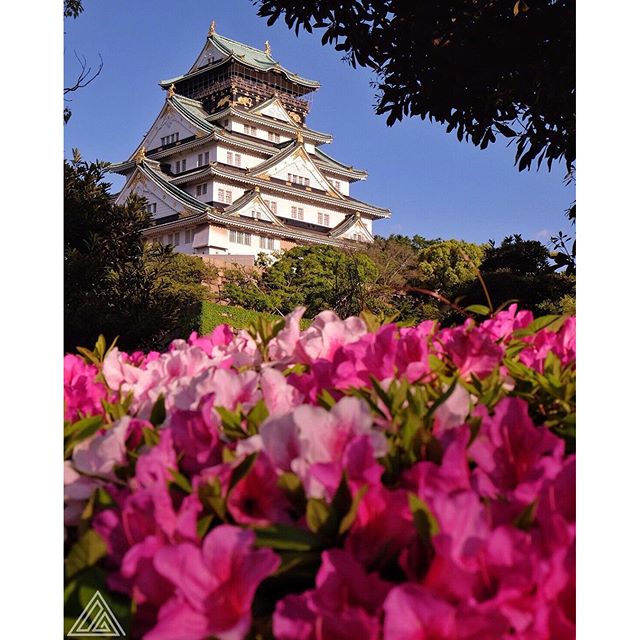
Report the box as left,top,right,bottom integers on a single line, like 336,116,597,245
64,0,575,245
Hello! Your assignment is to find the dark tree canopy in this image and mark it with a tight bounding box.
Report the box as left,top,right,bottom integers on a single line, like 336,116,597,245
482,234,551,275
255,0,575,172
64,152,206,352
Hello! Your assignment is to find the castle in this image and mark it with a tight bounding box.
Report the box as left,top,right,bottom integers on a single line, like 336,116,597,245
110,21,390,259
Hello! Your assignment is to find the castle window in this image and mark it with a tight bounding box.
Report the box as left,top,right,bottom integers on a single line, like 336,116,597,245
147,203,157,214
234,153,241,167
287,173,310,187
265,200,277,214
268,132,280,143
230,230,251,245
317,212,329,226
184,229,194,244
244,125,257,136
260,236,275,250
226,151,233,165
291,206,304,221
196,183,208,196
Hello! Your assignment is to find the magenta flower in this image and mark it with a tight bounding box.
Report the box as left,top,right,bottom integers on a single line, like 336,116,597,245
437,323,504,378
260,397,387,499
64,354,107,421
470,398,564,502
146,525,280,640
383,584,456,639
226,453,292,526
273,549,390,640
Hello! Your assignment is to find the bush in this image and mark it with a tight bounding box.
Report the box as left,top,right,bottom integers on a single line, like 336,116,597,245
64,305,575,638
222,245,379,318
64,153,210,353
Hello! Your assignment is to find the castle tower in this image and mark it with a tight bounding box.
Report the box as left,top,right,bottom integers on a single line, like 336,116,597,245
110,22,390,258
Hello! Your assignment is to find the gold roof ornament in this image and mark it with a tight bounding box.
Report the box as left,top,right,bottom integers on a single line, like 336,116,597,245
167,83,176,98
255,186,261,193
133,146,146,164
264,40,272,56
208,20,216,37
296,129,304,144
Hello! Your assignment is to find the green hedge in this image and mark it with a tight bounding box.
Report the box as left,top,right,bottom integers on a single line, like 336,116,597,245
200,301,312,333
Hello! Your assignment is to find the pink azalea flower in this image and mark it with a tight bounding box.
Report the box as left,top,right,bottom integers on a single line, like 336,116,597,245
187,323,234,355
71,417,130,480
470,398,564,503
383,584,456,639
64,354,107,421
437,323,504,378
268,306,306,362
345,483,415,569
226,453,292,526
296,311,368,363
433,383,472,434
147,525,280,640
273,549,390,640
260,397,387,499
166,407,222,474
480,304,534,342
133,429,177,489
261,367,303,416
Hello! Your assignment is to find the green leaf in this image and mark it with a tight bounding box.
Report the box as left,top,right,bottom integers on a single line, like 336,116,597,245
274,550,322,576
64,414,104,440
169,469,192,494
512,314,563,338
338,484,368,535
369,376,393,411
149,394,166,427
514,501,538,530
246,400,269,435
216,406,245,438
198,477,227,521
197,514,215,539
253,524,323,551
408,492,440,540
465,304,491,316
64,415,106,458
142,426,160,447
306,498,334,535
227,453,257,497
317,388,337,410
65,529,107,579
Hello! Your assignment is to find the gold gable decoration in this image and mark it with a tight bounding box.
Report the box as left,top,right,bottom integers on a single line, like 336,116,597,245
265,41,272,56
133,146,146,164
208,20,216,37
167,84,176,98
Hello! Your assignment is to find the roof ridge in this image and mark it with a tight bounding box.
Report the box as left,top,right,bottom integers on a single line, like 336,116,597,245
212,32,275,60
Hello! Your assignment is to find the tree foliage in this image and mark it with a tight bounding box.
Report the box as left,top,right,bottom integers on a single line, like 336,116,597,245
482,234,551,275
222,246,379,318
451,235,575,318
64,152,208,353
255,0,575,173
417,239,486,293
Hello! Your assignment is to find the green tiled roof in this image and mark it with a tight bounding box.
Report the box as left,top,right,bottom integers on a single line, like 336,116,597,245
209,33,319,88
160,32,320,90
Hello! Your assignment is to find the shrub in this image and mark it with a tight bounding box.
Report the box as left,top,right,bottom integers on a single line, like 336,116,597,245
64,305,575,639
